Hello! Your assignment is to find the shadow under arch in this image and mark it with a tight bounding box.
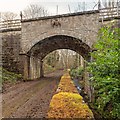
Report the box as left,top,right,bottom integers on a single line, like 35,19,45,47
28,35,91,61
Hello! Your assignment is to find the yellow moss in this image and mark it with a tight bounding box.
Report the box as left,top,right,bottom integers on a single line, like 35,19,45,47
48,92,94,118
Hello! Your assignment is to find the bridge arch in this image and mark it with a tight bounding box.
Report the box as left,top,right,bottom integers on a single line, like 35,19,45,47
28,35,91,60
21,30,93,55
22,35,91,80
20,11,99,80
21,11,99,55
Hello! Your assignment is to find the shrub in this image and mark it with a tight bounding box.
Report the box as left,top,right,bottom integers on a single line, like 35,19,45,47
88,26,120,118
70,66,84,79
56,73,78,93
48,92,94,118
47,73,94,118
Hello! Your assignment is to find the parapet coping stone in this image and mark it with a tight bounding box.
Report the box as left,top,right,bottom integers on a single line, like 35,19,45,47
22,10,99,23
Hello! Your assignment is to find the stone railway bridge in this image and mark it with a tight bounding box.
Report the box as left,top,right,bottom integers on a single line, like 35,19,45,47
20,9,119,80
21,10,99,80
1,8,119,100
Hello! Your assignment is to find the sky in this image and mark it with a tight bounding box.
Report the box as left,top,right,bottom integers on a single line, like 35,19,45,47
0,0,98,15
0,0,118,16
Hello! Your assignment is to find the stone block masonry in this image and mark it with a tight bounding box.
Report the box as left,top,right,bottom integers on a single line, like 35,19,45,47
2,31,23,74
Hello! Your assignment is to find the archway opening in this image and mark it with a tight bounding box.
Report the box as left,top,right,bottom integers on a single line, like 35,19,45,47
23,35,91,80
22,35,92,101
43,49,85,75
28,35,91,61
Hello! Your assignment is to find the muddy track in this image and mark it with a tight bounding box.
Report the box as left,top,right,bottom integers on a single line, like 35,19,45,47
2,70,63,118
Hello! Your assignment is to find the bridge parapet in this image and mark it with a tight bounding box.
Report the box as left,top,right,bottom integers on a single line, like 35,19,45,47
0,7,119,32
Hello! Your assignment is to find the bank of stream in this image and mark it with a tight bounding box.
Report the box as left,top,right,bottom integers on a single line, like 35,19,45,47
72,77,102,119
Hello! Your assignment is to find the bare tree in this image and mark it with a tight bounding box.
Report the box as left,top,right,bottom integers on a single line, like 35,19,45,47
1,12,18,29
1,12,17,21
23,4,49,19
57,49,77,69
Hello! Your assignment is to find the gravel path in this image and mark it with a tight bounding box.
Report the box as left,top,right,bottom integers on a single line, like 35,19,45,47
2,70,63,118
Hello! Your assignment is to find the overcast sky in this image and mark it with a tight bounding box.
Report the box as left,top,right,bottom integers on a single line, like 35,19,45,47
0,0,118,16
0,0,98,15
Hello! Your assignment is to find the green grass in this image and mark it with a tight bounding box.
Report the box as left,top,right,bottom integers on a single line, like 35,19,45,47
0,67,22,84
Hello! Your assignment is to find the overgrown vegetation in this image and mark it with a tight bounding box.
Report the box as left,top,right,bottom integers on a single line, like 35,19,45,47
70,66,84,79
0,67,22,84
47,73,94,118
48,92,94,118
88,24,120,119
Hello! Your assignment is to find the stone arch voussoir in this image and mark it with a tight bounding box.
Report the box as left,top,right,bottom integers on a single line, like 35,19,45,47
23,30,92,54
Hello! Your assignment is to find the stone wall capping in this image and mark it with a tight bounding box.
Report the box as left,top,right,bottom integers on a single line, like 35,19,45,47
22,10,99,23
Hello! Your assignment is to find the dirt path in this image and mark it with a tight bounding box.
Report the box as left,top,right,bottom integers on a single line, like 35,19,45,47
2,70,63,118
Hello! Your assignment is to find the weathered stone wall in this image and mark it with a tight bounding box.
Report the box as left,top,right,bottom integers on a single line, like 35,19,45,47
2,31,23,74
21,11,99,54
20,11,99,80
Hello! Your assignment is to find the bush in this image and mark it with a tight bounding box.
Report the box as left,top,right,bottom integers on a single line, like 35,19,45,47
88,26,120,118
47,73,94,118
70,66,84,79
56,73,78,94
48,92,94,118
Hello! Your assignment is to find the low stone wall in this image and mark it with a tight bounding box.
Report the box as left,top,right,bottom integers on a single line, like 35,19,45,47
47,73,94,119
